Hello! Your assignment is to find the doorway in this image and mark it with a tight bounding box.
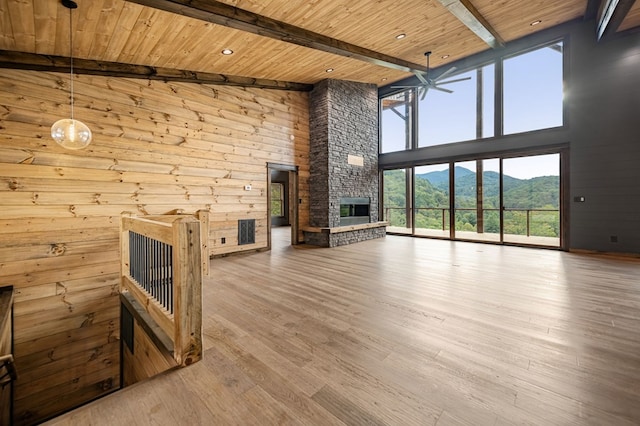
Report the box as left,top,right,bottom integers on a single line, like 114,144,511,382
267,163,299,249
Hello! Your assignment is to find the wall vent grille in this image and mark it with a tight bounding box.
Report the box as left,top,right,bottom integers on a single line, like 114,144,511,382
238,219,256,245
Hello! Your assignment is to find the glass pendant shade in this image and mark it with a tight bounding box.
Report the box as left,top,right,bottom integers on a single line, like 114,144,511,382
52,0,92,150
51,118,92,150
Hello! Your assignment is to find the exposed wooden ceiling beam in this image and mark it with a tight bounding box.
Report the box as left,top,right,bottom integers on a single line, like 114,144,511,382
596,0,636,40
435,0,505,49
0,50,313,91
127,0,428,74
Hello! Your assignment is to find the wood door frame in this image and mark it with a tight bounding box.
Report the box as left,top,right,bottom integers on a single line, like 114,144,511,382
267,163,299,249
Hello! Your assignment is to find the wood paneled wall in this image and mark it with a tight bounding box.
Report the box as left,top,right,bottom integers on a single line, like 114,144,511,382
0,69,310,423
122,313,177,387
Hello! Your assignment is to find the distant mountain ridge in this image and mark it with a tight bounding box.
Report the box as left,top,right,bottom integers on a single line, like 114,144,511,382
400,166,559,209
383,167,560,237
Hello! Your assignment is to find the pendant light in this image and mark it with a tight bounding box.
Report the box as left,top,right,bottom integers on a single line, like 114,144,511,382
51,0,92,150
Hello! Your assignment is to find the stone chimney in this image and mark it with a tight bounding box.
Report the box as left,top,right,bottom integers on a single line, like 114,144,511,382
305,79,386,247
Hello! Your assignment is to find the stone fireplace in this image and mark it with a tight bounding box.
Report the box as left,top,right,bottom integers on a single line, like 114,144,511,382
303,79,387,247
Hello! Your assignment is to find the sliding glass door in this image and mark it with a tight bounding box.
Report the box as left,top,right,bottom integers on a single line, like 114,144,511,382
414,164,450,238
502,154,560,247
383,152,562,248
383,169,412,234
452,159,501,242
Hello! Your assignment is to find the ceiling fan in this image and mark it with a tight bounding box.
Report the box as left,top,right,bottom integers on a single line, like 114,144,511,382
392,51,471,99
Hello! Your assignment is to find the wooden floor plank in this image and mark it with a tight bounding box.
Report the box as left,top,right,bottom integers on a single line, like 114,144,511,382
46,229,640,425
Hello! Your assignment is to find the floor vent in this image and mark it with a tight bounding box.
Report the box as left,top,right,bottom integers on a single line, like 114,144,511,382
238,219,256,245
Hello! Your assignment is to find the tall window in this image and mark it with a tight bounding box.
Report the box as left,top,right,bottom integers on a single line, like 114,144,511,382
379,40,565,153
380,91,413,153
418,64,494,147
270,183,284,217
503,42,564,134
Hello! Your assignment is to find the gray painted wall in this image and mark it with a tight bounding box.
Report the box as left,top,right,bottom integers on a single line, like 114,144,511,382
568,23,640,254
379,20,640,254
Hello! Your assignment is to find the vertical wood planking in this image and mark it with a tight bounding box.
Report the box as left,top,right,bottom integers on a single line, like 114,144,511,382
196,209,210,276
0,68,310,424
171,217,202,366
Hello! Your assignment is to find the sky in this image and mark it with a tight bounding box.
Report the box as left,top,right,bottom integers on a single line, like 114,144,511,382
381,43,564,180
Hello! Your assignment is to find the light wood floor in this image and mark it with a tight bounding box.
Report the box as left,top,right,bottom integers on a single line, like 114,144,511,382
48,228,640,425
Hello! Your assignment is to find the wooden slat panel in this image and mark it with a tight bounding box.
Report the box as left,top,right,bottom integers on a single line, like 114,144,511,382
33,0,58,54
473,0,586,42
0,0,627,88
5,0,34,52
619,0,640,32
14,318,118,362
122,320,176,386
0,0,17,51
14,297,120,345
0,68,309,423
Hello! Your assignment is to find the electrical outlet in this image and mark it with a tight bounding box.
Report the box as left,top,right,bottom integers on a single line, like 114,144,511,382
244,184,252,191
221,237,226,244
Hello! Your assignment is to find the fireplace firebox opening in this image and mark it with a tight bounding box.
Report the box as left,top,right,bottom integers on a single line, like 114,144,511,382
339,197,370,226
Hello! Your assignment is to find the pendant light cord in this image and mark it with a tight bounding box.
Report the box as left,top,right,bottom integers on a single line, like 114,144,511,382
69,5,74,121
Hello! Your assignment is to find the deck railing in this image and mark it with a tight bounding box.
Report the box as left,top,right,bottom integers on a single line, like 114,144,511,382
384,207,559,237
120,212,203,366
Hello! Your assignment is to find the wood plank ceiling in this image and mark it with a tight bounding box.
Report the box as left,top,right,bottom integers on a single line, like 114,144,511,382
0,0,638,89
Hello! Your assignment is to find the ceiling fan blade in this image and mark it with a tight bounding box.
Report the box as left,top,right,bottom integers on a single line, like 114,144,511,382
420,86,429,100
432,86,454,94
415,72,429,85
435,66,457,81
436,76,472,85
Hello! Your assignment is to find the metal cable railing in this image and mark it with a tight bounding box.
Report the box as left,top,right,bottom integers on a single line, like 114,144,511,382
384,207,559,237
128,231,173,314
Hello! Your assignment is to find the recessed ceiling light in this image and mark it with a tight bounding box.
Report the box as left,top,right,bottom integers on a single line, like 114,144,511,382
530,20,542,26
395,33,406,40
221,49,234,55
325,68,334,73
441,54,450,59
381,78,388,81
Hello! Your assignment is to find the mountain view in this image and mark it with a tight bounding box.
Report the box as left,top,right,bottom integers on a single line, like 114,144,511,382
383,167,560,237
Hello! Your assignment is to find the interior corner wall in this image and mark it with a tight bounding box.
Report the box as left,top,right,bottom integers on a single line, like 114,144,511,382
568,23,640,253
0,70,309,424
